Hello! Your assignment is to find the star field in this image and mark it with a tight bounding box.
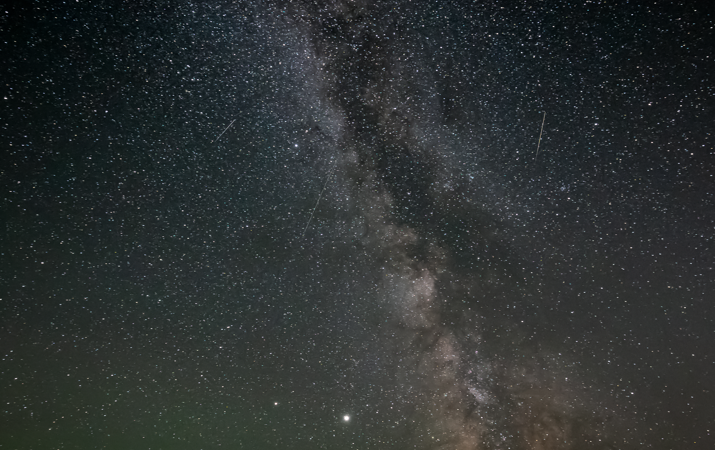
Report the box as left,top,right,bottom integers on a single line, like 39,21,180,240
2,1,714,449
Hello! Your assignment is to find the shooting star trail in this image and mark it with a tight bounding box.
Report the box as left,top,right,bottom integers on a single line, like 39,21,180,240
212,119,236,143
302,158,337,238
534,112,546,161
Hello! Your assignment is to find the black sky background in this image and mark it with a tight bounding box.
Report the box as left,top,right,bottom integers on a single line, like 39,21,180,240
2,1,714,449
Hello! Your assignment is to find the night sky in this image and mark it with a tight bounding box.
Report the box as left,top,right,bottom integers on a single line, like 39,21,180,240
2,1,714,449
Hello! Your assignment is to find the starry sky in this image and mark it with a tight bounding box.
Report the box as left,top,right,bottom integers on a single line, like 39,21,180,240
2,1,714,449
